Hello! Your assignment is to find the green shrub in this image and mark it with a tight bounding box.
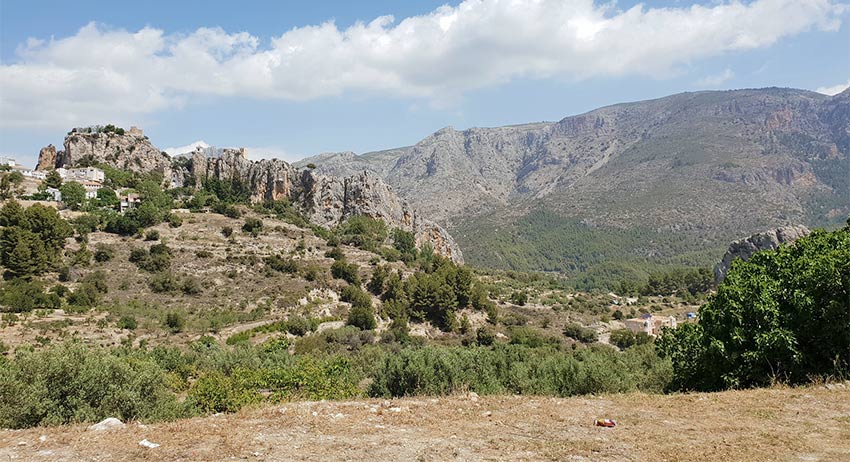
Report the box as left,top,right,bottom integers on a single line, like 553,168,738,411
167,213,183,228
187,371,259,414
149,272,180,294
610,329,635,349
476,327,495,346
347,305,377,331
145,230,160,241
212,203,242,219
265,255,299,274
367,344,671,398
325,246,344,260
93,244,115,262
0,343,184,428
164,311,186,333
181,276,202,295
510,291,528,306
221,226,233,237
509,326,559,348
331,259,360,285
117,315,138,330
563,322,598,343
0,278,61,312
658,221,850,391
242,218,263,237
131,244,171,272
286,316,310,336
337,216,388,252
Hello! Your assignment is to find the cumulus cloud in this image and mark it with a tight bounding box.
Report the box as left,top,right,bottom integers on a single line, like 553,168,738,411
816,79,850,95
164,141,211,156
696,68,735,87
1,0,847,128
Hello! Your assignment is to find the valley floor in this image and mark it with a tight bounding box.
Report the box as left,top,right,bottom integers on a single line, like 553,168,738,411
2,385,849,462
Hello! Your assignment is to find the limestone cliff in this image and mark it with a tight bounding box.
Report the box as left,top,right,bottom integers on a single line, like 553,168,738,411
714,225,811,284
37,127,172,183
125,142,462,263
298,170,463,263
182,148,296,203
35,145,58,170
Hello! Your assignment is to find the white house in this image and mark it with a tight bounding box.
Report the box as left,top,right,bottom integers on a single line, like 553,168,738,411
57,167,105,183
120,193,141,212
44,187,62,202
623,314,678,337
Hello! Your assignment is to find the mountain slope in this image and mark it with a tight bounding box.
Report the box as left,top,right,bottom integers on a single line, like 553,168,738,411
300,87,850,277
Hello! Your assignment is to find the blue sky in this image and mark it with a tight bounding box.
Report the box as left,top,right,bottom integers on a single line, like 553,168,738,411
1,0,848,167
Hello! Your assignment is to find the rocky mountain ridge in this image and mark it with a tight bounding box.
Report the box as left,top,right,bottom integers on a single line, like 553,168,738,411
299,87,850,271
35,131,463,263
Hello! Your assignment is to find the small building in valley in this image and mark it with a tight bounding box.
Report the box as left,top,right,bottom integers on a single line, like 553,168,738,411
623,314,678,337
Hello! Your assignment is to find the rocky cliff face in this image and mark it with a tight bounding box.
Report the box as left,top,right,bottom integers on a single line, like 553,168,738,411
181,148,297,203
298,170,463,263
714,225,811,284
300,88,849,271
35,128,462,262
37,127,173,183
127,143,462,263
35,145,58,170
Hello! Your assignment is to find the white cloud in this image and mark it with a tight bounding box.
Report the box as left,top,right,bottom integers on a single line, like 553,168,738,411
164,140,210,156
696,68,735,87
816,79,850,95
1,0,847,128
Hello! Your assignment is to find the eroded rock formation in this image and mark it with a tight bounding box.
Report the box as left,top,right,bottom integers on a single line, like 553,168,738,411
175,146,463,263
299,169,463,263
40,127,172,183
714,225,811,284
35,145,58,170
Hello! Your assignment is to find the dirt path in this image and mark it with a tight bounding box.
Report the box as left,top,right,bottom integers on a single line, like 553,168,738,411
2,386,849,462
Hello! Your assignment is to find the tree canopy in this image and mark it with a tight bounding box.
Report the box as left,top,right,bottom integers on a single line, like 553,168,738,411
659,219,850,391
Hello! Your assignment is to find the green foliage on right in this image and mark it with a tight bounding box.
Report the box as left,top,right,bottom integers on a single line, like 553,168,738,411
659,220,850,391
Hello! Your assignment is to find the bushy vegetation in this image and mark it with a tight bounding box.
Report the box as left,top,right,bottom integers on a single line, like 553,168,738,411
0,339,671,429
129,243,172,273
336,216,388,252
563,322,598,343
0,201,73,277
0,343,182,428
0,278,61,312
369,343,670,398
659,220,850,391
331,259,360,285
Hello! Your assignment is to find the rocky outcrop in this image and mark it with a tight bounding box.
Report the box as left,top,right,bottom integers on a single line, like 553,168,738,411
298,169,463,263
714,225,811,284
174,147,463,262
183,148,296,203
52,127,172,184
35,144,58,170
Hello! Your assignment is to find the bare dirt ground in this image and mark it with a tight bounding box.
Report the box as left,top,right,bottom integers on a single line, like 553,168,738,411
2,385,849,462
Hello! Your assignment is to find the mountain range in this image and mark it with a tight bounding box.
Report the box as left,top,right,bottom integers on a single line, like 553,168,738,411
297,87,850,281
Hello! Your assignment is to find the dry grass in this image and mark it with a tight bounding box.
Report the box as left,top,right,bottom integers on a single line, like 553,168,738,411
2,385,848,462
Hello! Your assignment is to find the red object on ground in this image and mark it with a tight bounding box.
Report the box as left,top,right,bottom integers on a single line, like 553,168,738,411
595,418,616,427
